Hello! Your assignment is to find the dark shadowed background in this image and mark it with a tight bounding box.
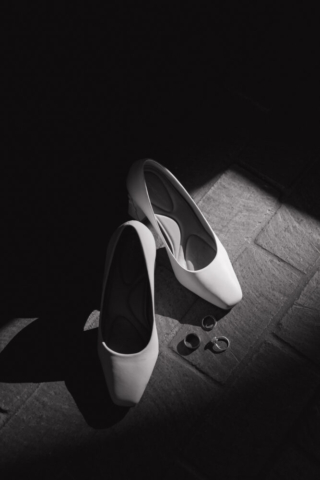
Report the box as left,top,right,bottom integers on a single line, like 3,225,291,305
4,2,319,345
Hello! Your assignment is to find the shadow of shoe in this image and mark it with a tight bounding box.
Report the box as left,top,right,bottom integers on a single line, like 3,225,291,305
0,316,129,429
0,318,64,382
65,327,130,429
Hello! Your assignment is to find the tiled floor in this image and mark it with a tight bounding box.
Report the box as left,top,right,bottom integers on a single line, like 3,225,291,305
1,103,320,479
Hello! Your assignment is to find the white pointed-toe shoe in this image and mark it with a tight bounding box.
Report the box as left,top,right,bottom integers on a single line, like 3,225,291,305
98,220,158,407
127,159,242,310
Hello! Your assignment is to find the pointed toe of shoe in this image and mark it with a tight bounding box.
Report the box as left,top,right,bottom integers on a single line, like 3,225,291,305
99,339,159,407
204,244,243,310
173,236,243,310
191,268,242,310
216,276,242,310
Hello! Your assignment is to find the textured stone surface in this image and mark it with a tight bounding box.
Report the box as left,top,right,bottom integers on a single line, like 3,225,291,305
170,246,302,382
295,386,320,463
183,340,320,478
0,382,99,479
297,270,320,310
239,141,315,189
0,318,40,430
113,349,218,445
83,309,100,330
0,317,37,352
266,445,320,480
276,269,320,365
256,160,320,272
66,349,218,480
0,383,40,430
198,167,280,260
277,305,320,365
256,204,320,273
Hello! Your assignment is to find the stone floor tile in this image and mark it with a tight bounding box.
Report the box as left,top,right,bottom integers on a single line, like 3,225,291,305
276,305,320,365
275,269,320,365
256,204,320,273
83,309,99,330
256,159,320,272
239,141,315,189
106,349,218,480
0,383,39,430
297,269,320,311
182,340,320,479
0,317,37,352
295,386,320,463
266,445,320,480
178,295,229,327
198,167,280,260
170,246,302,382
113,349,219,443
0,318,41,431
0,382,100,479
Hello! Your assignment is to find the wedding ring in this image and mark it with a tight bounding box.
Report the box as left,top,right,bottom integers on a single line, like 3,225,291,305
184,333,201,350
210,336,230,353
201,315,217,331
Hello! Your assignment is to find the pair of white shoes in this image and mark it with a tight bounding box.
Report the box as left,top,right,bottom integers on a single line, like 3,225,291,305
98,159,242,407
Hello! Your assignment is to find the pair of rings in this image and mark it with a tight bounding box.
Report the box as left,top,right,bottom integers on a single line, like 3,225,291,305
183,315,230,353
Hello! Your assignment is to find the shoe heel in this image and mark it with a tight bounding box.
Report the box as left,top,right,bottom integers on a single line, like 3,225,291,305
128,195,146,221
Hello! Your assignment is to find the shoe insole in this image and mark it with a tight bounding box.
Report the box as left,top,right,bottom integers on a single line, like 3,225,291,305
145,169,217,270
101,227,153,354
